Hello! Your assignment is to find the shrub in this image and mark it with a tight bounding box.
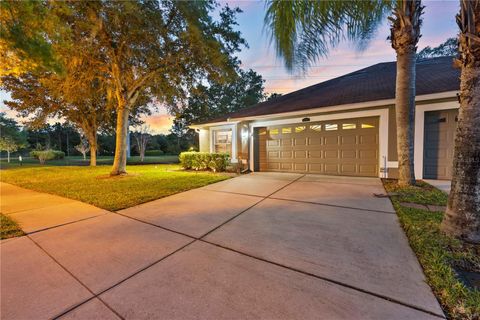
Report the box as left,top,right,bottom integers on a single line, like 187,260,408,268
30,150,65,164
179,152,229,172
144,150,164,156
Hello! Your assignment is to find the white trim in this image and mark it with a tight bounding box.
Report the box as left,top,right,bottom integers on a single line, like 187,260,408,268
414,101,460,179
248,109,389,178
388,161,399,168
194,91,457,127
209,124,238,163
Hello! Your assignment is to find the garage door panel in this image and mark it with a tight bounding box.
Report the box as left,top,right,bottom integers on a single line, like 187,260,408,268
280,151,292,159
324,136,339,145
295,163,308,171
309,150,321,158
307,137,321,145
294,138,307,146
341,150,357,159
341,164,356,175
294,151,307,159
340,135,356,145
259,116,379,177
324,150,338,159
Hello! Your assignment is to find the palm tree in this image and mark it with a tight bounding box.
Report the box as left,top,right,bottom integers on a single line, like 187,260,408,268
440,0,480,243
264,0,423,186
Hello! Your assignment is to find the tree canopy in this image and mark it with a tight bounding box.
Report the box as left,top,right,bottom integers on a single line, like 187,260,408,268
417,37,458,59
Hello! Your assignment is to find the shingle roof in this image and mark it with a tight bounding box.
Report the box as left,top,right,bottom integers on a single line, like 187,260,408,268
198,56,459,124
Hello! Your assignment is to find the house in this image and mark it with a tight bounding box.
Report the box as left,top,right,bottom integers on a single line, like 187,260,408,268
191,57,460,180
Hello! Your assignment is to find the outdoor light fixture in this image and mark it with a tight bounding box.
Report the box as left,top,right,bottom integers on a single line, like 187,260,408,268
302,117,310,122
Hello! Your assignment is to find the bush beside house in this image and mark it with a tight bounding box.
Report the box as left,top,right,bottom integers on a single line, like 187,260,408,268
179,152,229,172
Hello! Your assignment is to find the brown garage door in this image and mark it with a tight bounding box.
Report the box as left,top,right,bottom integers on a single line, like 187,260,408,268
258,117,379,177
423,109,458,179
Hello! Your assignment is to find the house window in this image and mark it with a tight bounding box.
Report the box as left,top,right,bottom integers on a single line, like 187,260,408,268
361,123,375,129
295,126,306,133
342,123,356,130
269,128,279,135
282,127,292,134
310,125,322,132
325,124,338,131
214,130,232,154
258,128,267,135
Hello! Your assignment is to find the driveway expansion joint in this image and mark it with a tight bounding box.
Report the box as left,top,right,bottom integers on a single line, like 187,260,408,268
268,196,397,215
26,235,125,320
200,239,446,319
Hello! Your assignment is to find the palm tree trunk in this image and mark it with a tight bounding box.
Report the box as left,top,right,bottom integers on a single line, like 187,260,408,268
111,107,129,175
441,63,480,243
441,0,480,243
395,50,417,186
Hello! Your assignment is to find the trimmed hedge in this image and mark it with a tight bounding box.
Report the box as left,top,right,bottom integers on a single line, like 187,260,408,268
179,152,229,172
145,150,164,156
30,150,65,164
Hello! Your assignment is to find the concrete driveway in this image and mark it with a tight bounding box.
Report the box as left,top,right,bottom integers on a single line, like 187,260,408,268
1,174,444,320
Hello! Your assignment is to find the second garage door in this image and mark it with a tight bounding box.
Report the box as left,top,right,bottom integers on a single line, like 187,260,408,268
257,117,379,177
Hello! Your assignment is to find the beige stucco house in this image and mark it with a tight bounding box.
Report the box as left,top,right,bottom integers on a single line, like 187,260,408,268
192,57,459,180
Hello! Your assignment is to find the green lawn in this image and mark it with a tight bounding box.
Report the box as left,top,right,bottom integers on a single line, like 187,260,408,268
0,155,179,169
383,179,480,320
0,165,231,211
0,214,25,240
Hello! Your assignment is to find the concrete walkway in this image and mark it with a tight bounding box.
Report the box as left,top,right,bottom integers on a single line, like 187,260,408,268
1,175,444,319
424,179,452,194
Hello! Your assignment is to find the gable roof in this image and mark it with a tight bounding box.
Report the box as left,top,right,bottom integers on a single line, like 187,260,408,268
198,56,459,124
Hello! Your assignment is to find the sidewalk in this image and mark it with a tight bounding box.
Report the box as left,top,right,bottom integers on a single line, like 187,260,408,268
1,182,109,234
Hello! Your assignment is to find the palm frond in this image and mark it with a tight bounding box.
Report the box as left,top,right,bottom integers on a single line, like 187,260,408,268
264,0,392,74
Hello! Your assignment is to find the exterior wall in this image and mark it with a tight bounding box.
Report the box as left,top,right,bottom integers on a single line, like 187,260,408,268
198,129,210,152
388,105,397,162
198,94,459,178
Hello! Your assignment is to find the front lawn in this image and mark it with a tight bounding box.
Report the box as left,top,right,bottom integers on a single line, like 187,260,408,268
383,180,480,320
0,165,231,211
0,155,179,169
0,214,25,240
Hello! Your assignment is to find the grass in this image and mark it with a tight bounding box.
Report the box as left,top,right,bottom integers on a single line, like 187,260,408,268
0,213,25,240
383,179,480,320
0,164,231,211
0,155,179,169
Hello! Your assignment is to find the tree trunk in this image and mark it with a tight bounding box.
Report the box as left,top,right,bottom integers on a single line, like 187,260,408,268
111,107,129,175
7,151,10,163
441,59,480,244
89,132,97,167
395,50,416,186
82,152,86,160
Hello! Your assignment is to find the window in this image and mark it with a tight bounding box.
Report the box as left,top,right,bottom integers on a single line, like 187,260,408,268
269,128,279,135
361,123,375,129
310,125,322,132
258,128,267,135
282,127,292,134
214,130,232,154
295,126,306,133
342,123,356,130
325,124,338,131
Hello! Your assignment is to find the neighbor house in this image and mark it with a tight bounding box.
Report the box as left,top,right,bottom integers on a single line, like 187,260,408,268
191,56,459,180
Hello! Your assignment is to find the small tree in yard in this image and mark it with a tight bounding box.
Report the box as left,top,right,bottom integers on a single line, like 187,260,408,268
0,113,26,162
133,126,151,162
0,136,21,163
75,138,89,161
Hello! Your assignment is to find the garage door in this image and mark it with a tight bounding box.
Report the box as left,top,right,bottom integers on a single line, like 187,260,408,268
257,117,379,177
423,109,458,179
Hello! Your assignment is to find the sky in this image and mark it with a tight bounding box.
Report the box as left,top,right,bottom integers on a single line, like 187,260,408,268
0,0,459,134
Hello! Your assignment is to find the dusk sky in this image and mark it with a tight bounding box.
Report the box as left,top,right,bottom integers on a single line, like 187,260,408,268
1,0,460,134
